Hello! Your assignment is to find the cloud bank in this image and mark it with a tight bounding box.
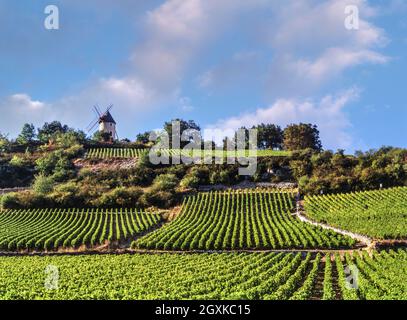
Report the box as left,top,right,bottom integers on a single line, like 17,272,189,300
0,0,390,151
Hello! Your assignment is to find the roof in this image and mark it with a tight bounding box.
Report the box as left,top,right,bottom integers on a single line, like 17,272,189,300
99,111,116,124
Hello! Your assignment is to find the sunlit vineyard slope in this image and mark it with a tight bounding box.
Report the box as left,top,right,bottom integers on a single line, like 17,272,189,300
305,187,407,239
134,190,354,250
0,209,161,251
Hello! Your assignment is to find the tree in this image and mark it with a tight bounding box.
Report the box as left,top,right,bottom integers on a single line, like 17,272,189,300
92,131,111,142
37,121,70,143
0,132,10,153
163,119,201,148
136,131,151,144
283,123,322,151
17,123,36,144
253,123,283,149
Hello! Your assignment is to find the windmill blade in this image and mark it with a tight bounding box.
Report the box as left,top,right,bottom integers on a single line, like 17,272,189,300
106,104,113,113
87,121,99,133
86,119,99,132
93,105,101,116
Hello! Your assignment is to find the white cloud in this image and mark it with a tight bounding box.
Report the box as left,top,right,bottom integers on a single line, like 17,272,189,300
196,0,388,97
0,94,53,136
263,0,388,97
0,0,392,146
208,88,360,149
131,0,268,91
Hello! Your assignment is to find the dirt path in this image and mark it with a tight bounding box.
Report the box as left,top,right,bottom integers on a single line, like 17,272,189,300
294,201,373,248
0,246,369,257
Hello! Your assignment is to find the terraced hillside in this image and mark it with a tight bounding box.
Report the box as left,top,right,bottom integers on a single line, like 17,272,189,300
134,190,355,250
0,250,405,300
305,187,407,239
0,209,161,251
85,148,290,159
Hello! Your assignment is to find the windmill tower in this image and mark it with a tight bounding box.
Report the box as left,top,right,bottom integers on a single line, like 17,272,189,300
87,104,119,141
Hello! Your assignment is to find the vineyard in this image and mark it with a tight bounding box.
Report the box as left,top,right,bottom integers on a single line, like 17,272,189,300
85,148,148,159
151,149,291,158
85,148,290,159
0,250,405,299
0,209,161,251
134,190,355,250
305,187,407,239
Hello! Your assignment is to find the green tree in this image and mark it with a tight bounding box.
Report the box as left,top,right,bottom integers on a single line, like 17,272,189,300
0,132,10,153
163,119,201,148
283,123,322,151
16,123,36,144
253,123,283,150
37,121,70,143
136,131,151,144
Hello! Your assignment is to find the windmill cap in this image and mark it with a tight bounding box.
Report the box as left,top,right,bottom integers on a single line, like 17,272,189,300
99,111,116,124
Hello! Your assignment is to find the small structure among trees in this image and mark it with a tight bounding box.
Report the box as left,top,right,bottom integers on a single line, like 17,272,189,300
87,105,118,142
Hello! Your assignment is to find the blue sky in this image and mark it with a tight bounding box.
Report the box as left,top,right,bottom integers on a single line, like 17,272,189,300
0,0,406,153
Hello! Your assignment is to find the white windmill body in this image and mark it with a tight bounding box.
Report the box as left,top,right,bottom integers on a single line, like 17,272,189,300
98,111,117,140
86,104,119,141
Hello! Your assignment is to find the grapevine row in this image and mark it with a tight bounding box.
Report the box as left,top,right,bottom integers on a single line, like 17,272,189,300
134,190,355,250
0,208,161,251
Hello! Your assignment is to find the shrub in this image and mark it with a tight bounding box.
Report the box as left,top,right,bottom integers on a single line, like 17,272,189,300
180,175,200,190
151,174,179,192
0,193,20,209
139,190,174,208
9,155,27,167
49,181,82,207
95,187,144,208
33,174,55,195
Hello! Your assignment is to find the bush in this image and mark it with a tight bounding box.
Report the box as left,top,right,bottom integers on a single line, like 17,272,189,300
49,181,82,207
151,174,179,192
9,155,27,167
95,187,143,207
33,174,55,194
0,191,49,209
180,175,200,190
139,190,175,208
0,193,20,209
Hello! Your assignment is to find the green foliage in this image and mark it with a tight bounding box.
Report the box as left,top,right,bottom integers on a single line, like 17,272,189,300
0,132,10,153
135,190,354,250
9,155,27,167
151,173,179,192
180,175,200,190
35,137,82,182
0,208,161,250
252,123,284,150
0,250,405,299
136,131,151,144
0,191,49,209
33,174,55,194
292,147,406,195
86,148,147,159
55,131,86,148
163,119,201,147
305,187,407,239
0,193,20,210
284,123,322,151
16,123,36,144
37,121,70,143
95,187,144,207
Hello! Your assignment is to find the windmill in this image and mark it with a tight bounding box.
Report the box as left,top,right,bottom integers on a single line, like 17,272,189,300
86,104,119,141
